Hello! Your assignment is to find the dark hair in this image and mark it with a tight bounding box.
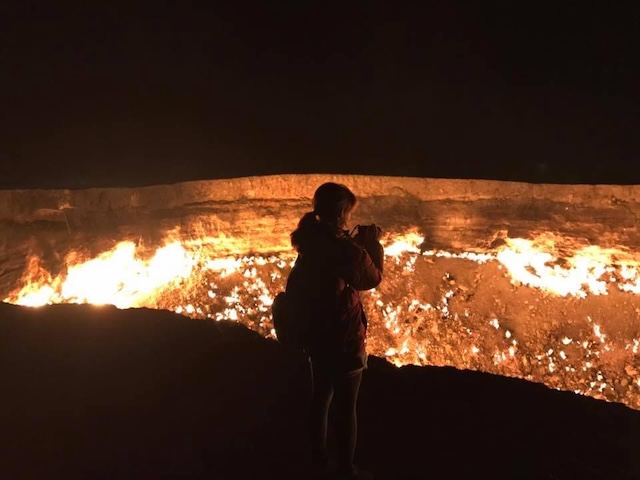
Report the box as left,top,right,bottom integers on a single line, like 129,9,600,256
313,182,357,221
291,183,357,250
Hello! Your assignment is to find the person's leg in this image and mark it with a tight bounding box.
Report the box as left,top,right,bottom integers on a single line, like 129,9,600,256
309,362,334,466
332,368,363,474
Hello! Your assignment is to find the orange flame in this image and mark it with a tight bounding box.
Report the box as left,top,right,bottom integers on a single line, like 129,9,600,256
4,229,640,409
495,235,640,297
6,241,195,308
5,231,640,308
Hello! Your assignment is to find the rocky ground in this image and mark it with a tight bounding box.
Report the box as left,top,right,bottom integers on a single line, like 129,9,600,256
1,302,639,479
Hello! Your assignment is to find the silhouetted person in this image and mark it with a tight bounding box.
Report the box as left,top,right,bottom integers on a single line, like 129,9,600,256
286,183,383,479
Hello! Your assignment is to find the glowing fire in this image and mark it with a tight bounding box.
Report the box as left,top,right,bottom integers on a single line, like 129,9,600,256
8,241,195,309
495,234,640,298
9,231,640,308
4,230,640,409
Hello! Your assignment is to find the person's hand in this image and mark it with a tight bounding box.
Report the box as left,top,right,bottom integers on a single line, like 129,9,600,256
354,224,382,243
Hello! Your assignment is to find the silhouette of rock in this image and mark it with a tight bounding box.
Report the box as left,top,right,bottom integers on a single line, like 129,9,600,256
0,302,638,479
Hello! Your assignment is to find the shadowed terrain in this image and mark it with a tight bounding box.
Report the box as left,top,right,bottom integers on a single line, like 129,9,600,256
0,303,638,479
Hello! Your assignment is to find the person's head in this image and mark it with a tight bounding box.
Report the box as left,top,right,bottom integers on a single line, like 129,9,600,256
312,182,357,229
291,183,357,250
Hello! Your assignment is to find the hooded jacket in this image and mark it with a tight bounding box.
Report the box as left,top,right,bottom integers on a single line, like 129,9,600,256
286,221,384,372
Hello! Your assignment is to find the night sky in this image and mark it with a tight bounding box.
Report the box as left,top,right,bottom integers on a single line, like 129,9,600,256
1,2,638,189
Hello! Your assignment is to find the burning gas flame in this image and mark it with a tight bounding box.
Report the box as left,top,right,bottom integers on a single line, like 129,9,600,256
4,229,640,409
6,230,640,310
495,235,640,297
8,241,195,309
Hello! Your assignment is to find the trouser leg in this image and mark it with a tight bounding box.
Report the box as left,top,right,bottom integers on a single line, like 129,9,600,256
333,369,363,473
309,364,333,464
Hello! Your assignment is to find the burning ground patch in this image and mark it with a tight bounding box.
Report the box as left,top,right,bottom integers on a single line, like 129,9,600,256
2,175,640,409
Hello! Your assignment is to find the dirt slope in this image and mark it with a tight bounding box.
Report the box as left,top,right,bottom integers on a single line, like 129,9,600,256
0,303,638,479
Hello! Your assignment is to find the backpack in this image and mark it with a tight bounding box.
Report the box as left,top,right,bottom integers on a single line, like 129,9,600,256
271,291,309,353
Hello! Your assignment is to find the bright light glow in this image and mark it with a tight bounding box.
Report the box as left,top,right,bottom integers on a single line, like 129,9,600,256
4,229,640,410
7,241,194,309
495,234,640,297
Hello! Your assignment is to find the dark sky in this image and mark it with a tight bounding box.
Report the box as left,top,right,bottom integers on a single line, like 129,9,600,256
1,2,638,188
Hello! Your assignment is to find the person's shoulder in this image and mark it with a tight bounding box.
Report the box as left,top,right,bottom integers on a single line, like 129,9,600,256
335,232,356,247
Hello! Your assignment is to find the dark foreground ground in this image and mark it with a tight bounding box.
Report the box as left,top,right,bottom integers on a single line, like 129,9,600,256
1,303,639,480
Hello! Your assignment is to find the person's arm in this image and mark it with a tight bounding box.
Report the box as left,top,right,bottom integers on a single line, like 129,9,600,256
340,240,383,291
364,239,384,273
